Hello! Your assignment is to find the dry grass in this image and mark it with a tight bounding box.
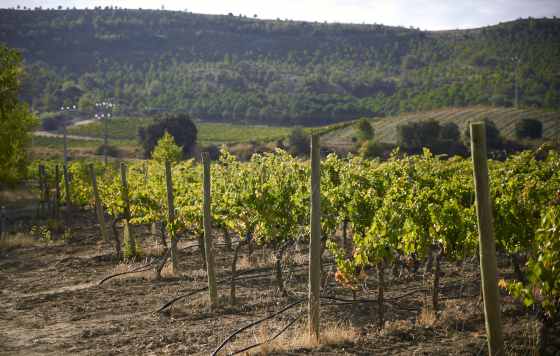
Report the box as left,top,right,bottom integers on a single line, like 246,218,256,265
242,322,359,355
0,233,37,251
381,319,415,336
416,306,437,328
237,252,275,270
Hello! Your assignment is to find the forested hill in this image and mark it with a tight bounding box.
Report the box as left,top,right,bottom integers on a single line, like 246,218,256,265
1,9,560,125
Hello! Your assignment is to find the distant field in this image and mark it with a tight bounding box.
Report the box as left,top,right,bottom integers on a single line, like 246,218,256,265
67,117,296,144
322,106,560,149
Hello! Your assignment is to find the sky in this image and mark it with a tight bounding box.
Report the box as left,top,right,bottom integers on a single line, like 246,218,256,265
3,0,560,31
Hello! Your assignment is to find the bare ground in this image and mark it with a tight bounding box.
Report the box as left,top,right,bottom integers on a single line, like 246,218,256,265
0,211,549,355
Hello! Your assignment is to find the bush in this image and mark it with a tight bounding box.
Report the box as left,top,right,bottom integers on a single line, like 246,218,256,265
287,127,309,156
138,113,197,158
440,122,460,141
515,118,543,139
95,144,120,157
397,119,440,149
464,118,502,150
356,118,374,141
151,132,183,162
359,140,394,159
40,112,66,131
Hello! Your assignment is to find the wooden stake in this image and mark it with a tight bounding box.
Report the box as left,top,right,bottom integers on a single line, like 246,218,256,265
202,152,218,307
54,165,60,219
89,164,108,241
309,134,321,341
1,206,7,239
165,160,178,274
38,164,46,218
63,125,71,208
470,122,504,356
120,162,136,258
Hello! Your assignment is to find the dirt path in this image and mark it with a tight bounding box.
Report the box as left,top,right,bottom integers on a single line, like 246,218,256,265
33,131,102,141
0,211,551,355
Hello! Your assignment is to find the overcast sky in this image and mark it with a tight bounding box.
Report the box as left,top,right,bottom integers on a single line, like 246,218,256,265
3,0,560,30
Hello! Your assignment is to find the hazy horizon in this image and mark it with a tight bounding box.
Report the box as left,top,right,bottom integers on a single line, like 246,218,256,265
2,0,560,31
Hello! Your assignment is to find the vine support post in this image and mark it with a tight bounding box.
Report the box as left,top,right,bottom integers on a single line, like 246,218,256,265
309,134,321,342
54,164,60,219
470,122,504,356
1,206,7,240
103,115,109,165
38,164,46,218
63,124,71,204
202,152,218,308
120,162,135,258
165,160,178,274
89,164,108,242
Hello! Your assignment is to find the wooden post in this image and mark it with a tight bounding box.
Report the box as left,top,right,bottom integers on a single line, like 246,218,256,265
165,160,178,274
54,165,60,219
63,125,72,209
309,134,321,342
120,163,136,258
103,116,109,165
38,164,46,218
89,164,108,241
1,206,7,239
470,122,504,356
202,152,218,307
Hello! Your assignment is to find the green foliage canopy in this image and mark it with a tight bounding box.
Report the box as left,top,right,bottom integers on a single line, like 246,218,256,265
0,45,38,186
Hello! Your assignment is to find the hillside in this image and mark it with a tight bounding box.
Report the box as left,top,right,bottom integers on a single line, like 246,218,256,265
1,9,560,125
321,106,560,149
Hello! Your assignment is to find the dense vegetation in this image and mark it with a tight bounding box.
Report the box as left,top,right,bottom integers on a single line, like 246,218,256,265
1,9,559,125
0,44,38,186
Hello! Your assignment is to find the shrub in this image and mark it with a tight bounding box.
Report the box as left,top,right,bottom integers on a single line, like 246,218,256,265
287,127,309,156
356,118,374,141
515,118,543,139
138,113,197,158
151,132,183,162
464,118,502,150
440,122,460,141
40,112,66,131
95,144,120,158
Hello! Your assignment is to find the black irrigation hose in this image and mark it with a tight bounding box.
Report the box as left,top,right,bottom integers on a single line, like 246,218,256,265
211,300,304,356
155,261,335,314
155,285,211,313
156,271,278,313
98,262,155,285
229,311,305,355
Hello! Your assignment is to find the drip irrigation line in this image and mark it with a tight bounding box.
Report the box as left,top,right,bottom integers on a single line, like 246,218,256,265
156,271,277,313
155,285,211,313
211,300,304,356
229,311,304,355
155,260,333,313
98,261,155,285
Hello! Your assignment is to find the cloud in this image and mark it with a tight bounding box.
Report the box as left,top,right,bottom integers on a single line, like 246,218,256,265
3,0,560,30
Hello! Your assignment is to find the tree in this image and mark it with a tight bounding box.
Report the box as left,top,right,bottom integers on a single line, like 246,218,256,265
287,127,309,156
515,118,543,139
440,122,460,141
0,45,38,186
40,112,66,131
464,118,502,149
397,120,440,149
152,131,183,162
356,118,374,141
138,113,197,158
